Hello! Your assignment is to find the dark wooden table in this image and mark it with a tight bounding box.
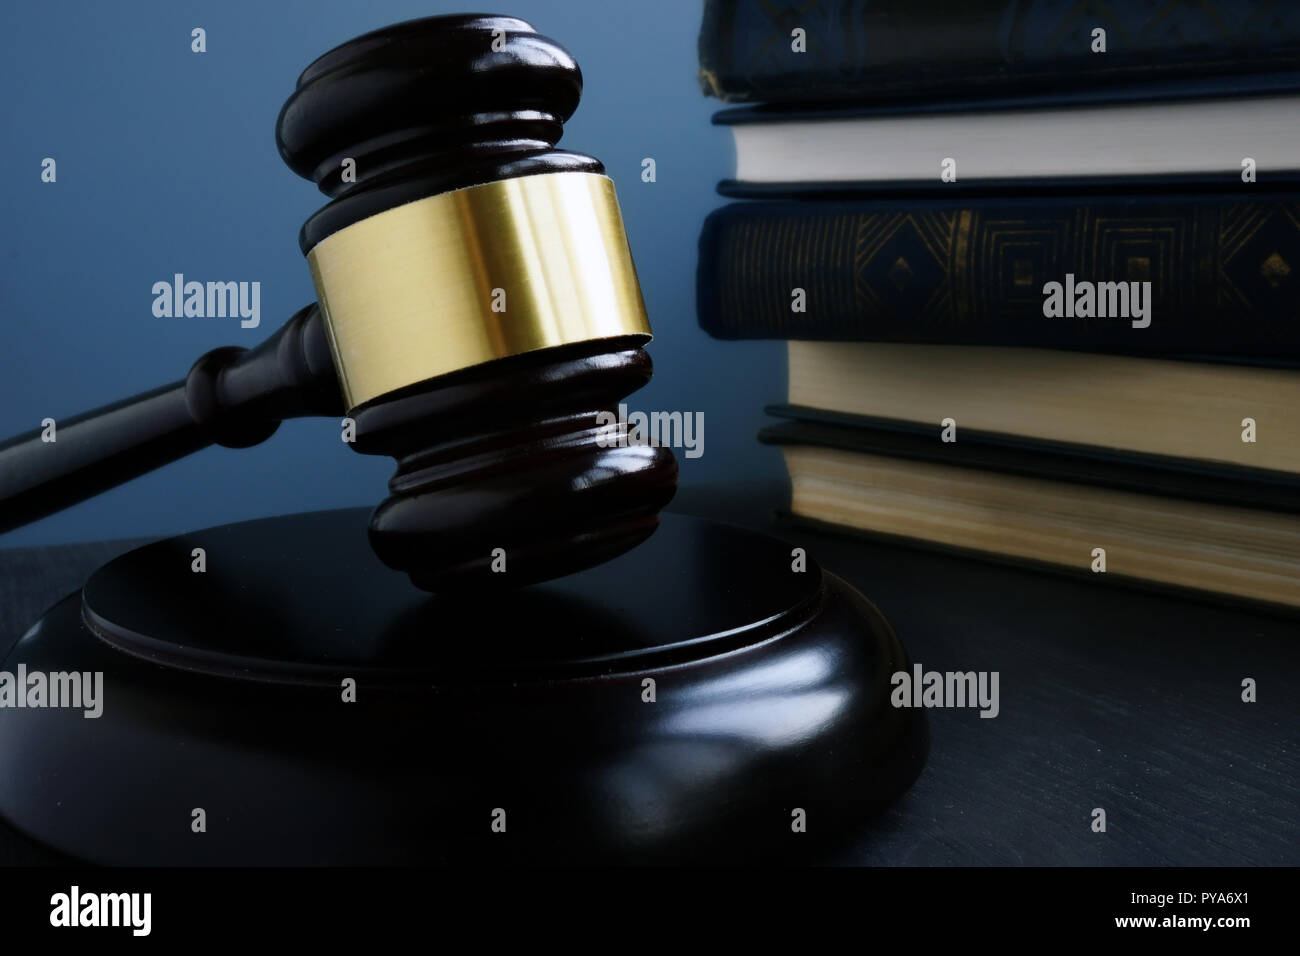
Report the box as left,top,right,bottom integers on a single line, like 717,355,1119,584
2,481,1296,865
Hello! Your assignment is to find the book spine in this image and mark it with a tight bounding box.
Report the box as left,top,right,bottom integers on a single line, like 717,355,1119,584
699,0,1300,104
696,196,1300,355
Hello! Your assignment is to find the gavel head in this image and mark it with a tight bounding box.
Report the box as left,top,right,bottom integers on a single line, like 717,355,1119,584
275,14,677,592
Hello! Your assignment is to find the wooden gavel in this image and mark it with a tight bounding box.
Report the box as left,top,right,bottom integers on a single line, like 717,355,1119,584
0,14,678,590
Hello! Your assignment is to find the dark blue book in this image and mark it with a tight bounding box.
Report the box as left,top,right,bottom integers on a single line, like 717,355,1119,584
700,0,1300,105
696,186,1300,355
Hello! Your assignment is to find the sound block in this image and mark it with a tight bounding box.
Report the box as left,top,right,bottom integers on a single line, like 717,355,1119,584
0,510,927,864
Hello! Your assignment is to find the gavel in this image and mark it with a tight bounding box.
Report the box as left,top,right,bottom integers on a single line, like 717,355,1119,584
0,14,678,591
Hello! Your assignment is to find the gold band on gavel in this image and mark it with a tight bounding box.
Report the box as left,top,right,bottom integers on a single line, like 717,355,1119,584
306,171,652,410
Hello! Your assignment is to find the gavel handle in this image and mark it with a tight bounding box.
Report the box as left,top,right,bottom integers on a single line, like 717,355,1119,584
0,304,342,533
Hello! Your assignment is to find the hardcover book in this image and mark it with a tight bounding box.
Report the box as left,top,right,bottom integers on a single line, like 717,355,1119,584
715,93,1300,186
763,408,1300,513
781,341,1300,473
699,0,1300,104
761,418,1300,612
697,191,1300,354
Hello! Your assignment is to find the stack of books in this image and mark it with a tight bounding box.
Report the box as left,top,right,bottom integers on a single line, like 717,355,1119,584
697,0,1300,611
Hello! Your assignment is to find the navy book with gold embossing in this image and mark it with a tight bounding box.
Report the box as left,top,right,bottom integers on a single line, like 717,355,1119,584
696,187,1300,355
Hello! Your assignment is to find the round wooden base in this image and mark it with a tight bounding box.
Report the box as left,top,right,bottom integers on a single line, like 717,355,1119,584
0,510,927,863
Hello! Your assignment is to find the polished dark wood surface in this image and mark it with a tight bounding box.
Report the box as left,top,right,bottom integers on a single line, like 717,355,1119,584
277,14,604,251
0,509,926,864
2,484,1297,865
353,338,676,590
0,305,339,533
276,14,680,590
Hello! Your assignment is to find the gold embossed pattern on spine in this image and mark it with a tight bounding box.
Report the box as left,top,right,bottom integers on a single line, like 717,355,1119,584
307,171,651,410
